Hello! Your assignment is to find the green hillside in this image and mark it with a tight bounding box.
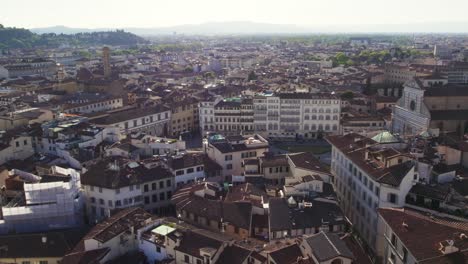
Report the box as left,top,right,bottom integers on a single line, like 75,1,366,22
0,24,147,49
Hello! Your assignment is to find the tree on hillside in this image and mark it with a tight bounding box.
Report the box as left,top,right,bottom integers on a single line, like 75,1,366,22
248,71,258,81
340,91,355,101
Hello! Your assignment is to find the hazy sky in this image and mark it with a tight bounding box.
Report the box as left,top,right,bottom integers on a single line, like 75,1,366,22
2,0,468,28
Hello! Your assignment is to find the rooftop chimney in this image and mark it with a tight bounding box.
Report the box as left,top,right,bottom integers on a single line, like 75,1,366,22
439,240,459,255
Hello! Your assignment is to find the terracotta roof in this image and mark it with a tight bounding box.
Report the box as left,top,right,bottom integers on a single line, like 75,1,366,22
268,244,304,264
378,208,468,262
81,157,173,189
305,232,354,261
98,208,152,242
326,133,414,186
0,229,84,259
174,230,224,258
61,248,109,264
288,152,330,175
425,85,468,97
430,110,468,121
217,245,252,264
168,153,205,170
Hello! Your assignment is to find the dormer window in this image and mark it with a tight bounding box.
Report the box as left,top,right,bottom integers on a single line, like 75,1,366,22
410,100,416,111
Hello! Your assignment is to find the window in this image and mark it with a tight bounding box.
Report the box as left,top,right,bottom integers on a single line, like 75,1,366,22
167,191,172,199
15,141,19,147
99,198,104,205
226,164,233,170
176,170,184,176
144,184,149,192
389,252,396,264
129,185,134,191
159,181,164,189
23,140,28,145
108,200,113,207
152,194,158,202
144,196,150,204
184,255,190,263
187,168,194,173
390,233,397,246
403,247,408,263
388,193,398,204
225,155,233,161
166,179,171,187
160,192,165,201
152,183,157,190
196,259,202,264
98,187,102,193
115,200,121,207
115,188,120,194
156,246,161,253
90,197,96,203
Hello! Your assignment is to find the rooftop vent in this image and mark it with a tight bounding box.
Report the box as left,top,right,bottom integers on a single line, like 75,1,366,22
439,240,459,255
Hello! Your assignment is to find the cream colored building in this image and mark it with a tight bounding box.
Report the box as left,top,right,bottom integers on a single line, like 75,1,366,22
204,134,269,176
0,108,53,131
167,97,198,136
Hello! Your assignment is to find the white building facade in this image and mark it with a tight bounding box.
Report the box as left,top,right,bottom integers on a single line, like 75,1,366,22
328,133,416,256
199,92,341,139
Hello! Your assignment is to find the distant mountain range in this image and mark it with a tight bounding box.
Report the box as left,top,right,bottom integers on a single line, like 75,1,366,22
30,21,468,35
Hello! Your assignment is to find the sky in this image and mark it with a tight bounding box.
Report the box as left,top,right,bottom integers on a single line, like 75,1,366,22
2,0,468,29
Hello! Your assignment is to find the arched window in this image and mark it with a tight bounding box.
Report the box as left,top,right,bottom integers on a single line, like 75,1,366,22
305,115,310,120
326,115,331,120
319,115,324,120
319,109,324,113
318,124,323,131
304,124,309,130
332,124,338,131
333,115,338,120
325,108,331,113
312,108,317,113
312,115,317,120
311,124,317,130
325,124,330,131
331,259,343,264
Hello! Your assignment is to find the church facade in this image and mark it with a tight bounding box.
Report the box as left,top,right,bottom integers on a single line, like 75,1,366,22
392,78,468,137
